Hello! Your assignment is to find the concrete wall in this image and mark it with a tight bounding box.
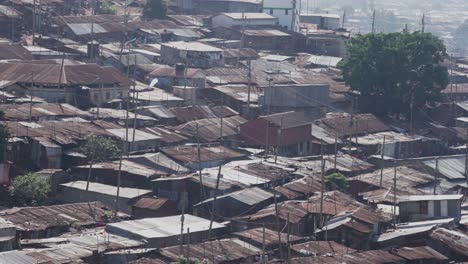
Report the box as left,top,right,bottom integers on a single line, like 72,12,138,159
400,199,461,222
263,84,329,108
263,0,301,31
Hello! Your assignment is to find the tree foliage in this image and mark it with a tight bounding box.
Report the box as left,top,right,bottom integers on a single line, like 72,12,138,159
324,173,348,191
80,135,120,163
0,123,9,162
143,0,167,19
340,32,449,117
100,0,117,15
10,173,51,206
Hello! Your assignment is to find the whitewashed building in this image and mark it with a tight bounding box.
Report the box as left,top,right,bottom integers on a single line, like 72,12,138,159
262,0,301,32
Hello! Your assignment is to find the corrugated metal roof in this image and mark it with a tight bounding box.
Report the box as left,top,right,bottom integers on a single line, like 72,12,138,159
160,145,245,163
234,227,303,247
196,187,273,207
430,228,468,257
107,128,160,142
0,202,119,235
160,238,261,262
61,181,152,199
291,240,354,256
106,214,225,240
162,41,223,52
423,155,467,180
399,194,463,202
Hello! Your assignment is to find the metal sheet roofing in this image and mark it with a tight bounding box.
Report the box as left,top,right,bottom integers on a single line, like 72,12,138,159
423,155,467,180
60,181,152,199
106,214,225,240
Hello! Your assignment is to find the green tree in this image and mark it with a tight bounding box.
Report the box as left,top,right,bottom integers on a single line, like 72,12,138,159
324,173,348,191
100,0,117,15
143,0,167,19
80,136,120,191
10,173,51,206
0,123,9,162
340,32,449,117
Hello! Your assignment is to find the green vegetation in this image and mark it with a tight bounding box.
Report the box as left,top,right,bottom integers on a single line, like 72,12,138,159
324,173,349,191
0,123,9,162
340,32,449,118
100,0,117,15
143,0,167,19
80,136,120,191
10,173,51,206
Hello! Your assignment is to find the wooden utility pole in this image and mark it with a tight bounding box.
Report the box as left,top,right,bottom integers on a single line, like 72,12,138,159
319,157,326,228
179,192,186,252
465,129,468,188
32,0,36,45
274,194,283,260
421,14,425,33
410,92,414,134
371,9,376,33
393,163,397,229
247,60,252,117
342,10,346,29
275,117,283,164
29,72,34,122
334,134,337,170
186,228,191,260
287,212,291,263
433,157,439,195
262,224,266,263
291,0,297,31
196,124,204,200
208,101,224,240
114,150,123,216
379,135,386,187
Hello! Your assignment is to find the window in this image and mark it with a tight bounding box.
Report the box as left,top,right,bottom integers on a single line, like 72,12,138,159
285,9,288,15
269,9,273,15
106,92,111,100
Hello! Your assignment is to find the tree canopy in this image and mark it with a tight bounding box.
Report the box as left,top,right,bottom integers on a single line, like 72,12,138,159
339,32,449,117
143,0,167,19
10,173,51,206
324,173,349,191
0,123,9,162
80,135,120,163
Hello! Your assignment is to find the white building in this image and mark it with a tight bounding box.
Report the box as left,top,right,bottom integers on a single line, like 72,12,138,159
212,13,279,28
300,13,340,30
262,0,301,32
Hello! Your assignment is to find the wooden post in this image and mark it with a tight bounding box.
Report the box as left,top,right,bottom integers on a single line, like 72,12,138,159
319,157,326,228
380,135,386,187
262,224,266,263
274,194,283,260
179,192,186,252
29,72,34,122
196,123,204,200
393,163,397,229
334,134,337,170
434,157,438,195
287,212,291,263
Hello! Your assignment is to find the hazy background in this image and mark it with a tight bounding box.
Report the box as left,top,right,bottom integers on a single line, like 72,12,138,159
302,0,468,56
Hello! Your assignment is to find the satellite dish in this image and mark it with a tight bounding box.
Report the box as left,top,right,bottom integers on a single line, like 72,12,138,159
150,78,159,87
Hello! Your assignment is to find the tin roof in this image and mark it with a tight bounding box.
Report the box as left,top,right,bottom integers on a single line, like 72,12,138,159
234,227,303,247
174,115,247,142
160,145,245,164
60,181,152,199
106,214,225,240
161,41,223,52
160,238,261,262
195,187,274,207
0,103,90,121
430,228,468,257
291,240,354,256
0,202,118,234
221,12,277,20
